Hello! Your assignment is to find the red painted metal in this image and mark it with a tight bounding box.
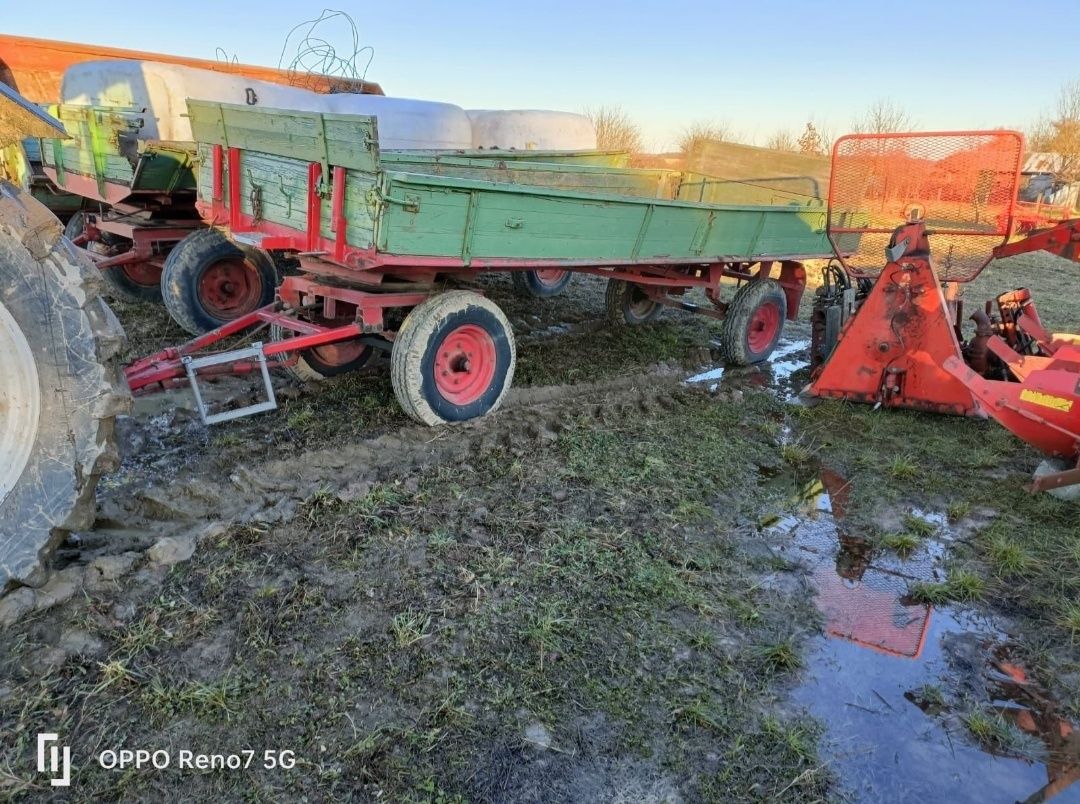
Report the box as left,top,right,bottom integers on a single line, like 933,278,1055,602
943,349,1080,458
197,257,262,318
124,276,435,393
532,268,569,287
0,33,384,105
810,249,980,415
433,324,497,405
994,218,1080,265
747,301,782,354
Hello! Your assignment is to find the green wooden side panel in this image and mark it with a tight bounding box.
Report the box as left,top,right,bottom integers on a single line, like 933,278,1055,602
37,104,196,195
377,172,836,262
187,101,379,173
196,143,377,248
130,143,196,192
391,149,630,168
676,174,823,207
380,153,676,198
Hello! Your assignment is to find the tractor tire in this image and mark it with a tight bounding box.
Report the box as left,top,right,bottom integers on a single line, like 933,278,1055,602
269,321,378,382
720,279,787,366
512,269,573,298
605,278,661,326
0,182,128,592
161,228,277,335
65,212,163,304
391,290,515,426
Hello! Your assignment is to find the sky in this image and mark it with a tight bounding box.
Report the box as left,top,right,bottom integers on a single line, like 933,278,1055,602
4,1,1072,151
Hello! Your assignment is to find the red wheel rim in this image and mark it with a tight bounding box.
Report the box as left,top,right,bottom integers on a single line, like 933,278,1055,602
533,268,569,287
120,261,162,288
747,301,782,354
433,324,497,405
197,258,262,319
308,339,367,367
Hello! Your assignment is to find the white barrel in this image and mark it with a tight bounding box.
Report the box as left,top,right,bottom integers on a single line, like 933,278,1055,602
61,61,473,149
467,110,597,151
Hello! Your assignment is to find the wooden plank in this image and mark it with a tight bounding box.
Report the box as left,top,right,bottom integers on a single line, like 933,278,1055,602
199,144,376,247
390,149,630,167
377,171,835,261
381,153,676,198
187,101,379,173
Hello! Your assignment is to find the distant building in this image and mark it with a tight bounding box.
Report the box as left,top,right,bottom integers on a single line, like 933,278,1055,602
1020,152,1079,210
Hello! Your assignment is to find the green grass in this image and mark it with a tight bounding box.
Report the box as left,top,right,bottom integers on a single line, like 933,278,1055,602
881,531,921,557
1,387,828,802
909,568,987,604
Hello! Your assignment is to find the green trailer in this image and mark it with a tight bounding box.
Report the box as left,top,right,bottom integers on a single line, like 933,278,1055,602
127,101,857,427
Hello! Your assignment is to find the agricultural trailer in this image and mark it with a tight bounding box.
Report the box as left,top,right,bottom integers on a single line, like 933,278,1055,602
808,131,1080,497
35,94,676,332
125,101,856,425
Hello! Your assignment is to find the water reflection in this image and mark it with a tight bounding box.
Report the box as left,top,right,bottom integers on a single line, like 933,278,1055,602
767,471,1080,802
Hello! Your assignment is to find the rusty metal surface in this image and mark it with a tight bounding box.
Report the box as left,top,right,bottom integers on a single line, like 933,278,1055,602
0,34,384,104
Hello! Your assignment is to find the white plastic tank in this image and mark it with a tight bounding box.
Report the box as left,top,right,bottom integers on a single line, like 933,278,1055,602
467,110,597,151
60,61,473,149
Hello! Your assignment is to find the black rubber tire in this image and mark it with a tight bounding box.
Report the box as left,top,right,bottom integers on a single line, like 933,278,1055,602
605,278,661,326
268,322,377,382
511,269,573,298
65,212,163,304
0,183,128,591
161,228,278,335
391,290,516,426
720,279,788,366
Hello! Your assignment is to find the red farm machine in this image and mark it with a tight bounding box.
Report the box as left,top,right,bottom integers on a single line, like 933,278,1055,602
808,131,1080,498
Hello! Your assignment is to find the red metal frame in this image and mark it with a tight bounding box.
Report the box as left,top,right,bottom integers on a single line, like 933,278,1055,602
124,275,431,393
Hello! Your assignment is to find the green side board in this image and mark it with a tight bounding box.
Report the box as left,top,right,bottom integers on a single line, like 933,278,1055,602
190,101,855,265
391,149,632,168
38,104,196,198
380,152,678,198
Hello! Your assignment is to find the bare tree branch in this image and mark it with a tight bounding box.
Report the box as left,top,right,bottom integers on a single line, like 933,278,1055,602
583,105,643,152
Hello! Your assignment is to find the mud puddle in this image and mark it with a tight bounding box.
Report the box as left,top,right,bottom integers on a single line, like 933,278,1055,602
765,472,1079,803
685,338,810,398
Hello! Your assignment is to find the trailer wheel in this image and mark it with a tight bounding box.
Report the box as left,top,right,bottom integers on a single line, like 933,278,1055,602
269,322,377,382
1,184,127,591
605,279,661,326
720,279,787,365
161,229,277,335
391,290,515,426
512,269,573,298
65,212,163,304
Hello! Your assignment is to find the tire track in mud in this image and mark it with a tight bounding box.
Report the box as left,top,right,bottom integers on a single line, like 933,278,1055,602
0,367,691,628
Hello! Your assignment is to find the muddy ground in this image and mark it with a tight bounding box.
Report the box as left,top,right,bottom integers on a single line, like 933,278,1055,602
1,255,1078,803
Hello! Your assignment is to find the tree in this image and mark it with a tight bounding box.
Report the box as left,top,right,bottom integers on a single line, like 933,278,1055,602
765,128,796,152
1030,79,1080,186
851,100,911,134
678,121,733,159
583,105,643,152
796,122,829,155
